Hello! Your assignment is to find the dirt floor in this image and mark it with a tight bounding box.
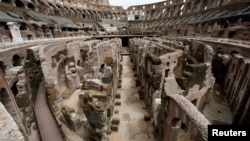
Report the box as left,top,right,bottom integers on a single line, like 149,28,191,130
202,83,232,124
109,56,156,141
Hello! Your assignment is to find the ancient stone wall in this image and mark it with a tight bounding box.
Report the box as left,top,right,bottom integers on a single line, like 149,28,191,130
0,68,27,139
78,38,122,141
127,0,250,40
39,38,94,115
129,38,215,113
0,0,127,42
223,54,250,124
0,0,249,140
159,94,210,141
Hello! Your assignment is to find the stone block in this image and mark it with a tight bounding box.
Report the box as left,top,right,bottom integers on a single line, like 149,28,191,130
48,94,56,100
48,98,55,105
51,105,61,116
15,93,29,107
62,105,75,113
46,87,57,95
25,106,32,113
62,89,75,99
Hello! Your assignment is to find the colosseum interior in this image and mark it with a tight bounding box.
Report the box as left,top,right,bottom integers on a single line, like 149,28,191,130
0,0,250,141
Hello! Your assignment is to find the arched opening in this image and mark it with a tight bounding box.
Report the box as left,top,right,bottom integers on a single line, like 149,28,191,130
82,14,86,18
62,28,67,31
36,60,41,67
58,59,67,88
15,0,25,8
228,31,235,38
165,69,170,77
12,54,22,66
0,88,12,110
11,81,19,96
191,99,197,106
223,20,230,29
230,50,238,55
70,8,76,16
4,24,9,30
171,118,181,127
100,64,105,73
20,23,28,30
77,60,81,66
0,61,6,74
122,27,127,35
212,58,226,83
122,37,129,47
27,3,35,10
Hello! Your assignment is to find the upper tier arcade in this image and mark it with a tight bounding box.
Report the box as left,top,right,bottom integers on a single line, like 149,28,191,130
126,0,250,40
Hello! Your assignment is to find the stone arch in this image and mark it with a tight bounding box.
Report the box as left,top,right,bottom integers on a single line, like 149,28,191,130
102,12,108,19
107,12,112,19
76,9,82,17
112,13,118,19
55,4,65,15
151,9,157,19
20,23,28,30
70,8,76,16
116,13,121,20
27,3,35,10
82,13,87,18
96,11,102,19
100,63,105,73
88,10,95,19
211,56,227,83
171,117,181,127
170,117,192,140
0,86,25,135
57,58,67,88
83,10,91,18
48,3,58,13
0,88,13,110
12,54,22,67
63,6,71,16
121,27,127,34
15,0,25,8
121,13,127,20
11,81,18,96
183,2,191,14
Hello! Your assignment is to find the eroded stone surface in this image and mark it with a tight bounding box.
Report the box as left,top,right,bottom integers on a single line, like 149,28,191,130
0,102,24,141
